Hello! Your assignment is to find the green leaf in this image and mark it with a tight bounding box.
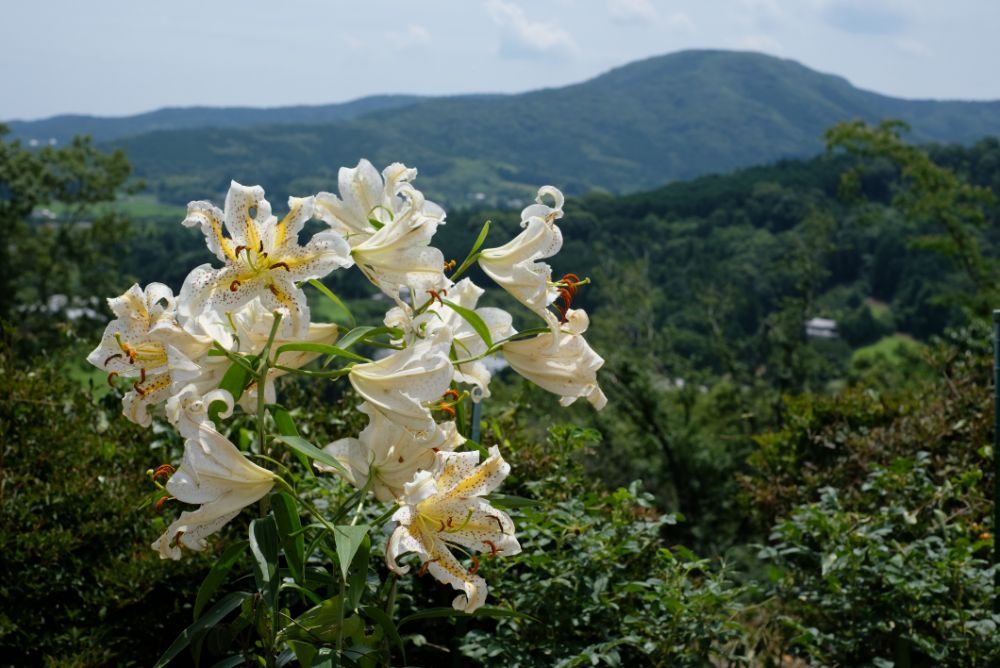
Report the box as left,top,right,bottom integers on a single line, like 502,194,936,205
345,533,371,611
441,299,492,348
153,592,250,668
208,656,245,668
274,341,369,363
308,279,355,328
275,434,348,475
449,220,491,280
361,605,405,663
272,492,305,585
336,325,403,352
194,540,249,621
486,493,543,509
470,219,491,255
250,516,280,618
269,403,309,470
333,525,370,582
209,360,253,421
399,606,541,627
279,596,363,644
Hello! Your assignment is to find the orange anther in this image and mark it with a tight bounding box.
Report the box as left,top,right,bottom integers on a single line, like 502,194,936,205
468,555,480,576
107,372,118,388
439,519,447,531
443,389,461,401
155,495,175,513
437,404,456,418
482,540,498,557
153,464,176,480
270,261,290,272
234,245,247,257
981,532,992,541
444,259,457,272
230,279,241,292
426,288,448,305
172,530,185,549
418,558,439,577
103,353,123,367
139,368,147,384
133,381,147,397
488,515,504,532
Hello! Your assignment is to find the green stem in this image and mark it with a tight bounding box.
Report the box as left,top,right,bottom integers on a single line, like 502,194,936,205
336,573,346,658
255,312,284,456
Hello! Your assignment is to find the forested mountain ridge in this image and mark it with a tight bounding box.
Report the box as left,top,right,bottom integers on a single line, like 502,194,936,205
13,50,1000,206
5,94,430,144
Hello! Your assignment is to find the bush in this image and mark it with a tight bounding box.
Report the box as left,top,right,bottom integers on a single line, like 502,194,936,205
0,346,211,666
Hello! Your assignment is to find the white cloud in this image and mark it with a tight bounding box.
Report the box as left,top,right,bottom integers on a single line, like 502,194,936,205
608,0,658,23
736,33,783,54
664,12,696,33
386,24,431,50
893,37,929,57
818,0,909,35
485,0,577,59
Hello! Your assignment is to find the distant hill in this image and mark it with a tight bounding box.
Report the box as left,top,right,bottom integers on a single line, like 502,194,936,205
5,95,428,144
15,50,1000,205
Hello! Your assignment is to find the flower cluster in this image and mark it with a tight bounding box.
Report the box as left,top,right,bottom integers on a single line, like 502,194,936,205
88,160,605,612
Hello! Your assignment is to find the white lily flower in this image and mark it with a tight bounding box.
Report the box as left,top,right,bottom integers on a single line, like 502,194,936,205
86,283,211,427
316,403,463,501
385,278,514,400
162,302,339,412
153,386,275,560
349,183,449,305
315,160,445,247
348,329,454,435
179,181,352,335
315,160,448,305
478,186,565,332
386,446,521,613
502,308,608,410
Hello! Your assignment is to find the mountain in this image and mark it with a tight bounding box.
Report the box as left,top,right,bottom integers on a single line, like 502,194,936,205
18,50,1000,205
4,95,428,144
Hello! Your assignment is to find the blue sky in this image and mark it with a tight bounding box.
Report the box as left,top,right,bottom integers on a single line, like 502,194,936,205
2,0,998,121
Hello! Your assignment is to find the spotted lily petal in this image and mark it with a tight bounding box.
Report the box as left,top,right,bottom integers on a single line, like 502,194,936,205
179,182,351,335
386,446,520,612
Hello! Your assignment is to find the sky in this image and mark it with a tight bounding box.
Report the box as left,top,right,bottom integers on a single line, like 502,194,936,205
2,0,998,121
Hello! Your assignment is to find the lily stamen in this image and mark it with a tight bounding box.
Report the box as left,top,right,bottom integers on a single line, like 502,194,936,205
468,555,480,576
269,261,291,272
443,259,457,272
103,353,122,367
107,372,118,388
230,279,241,292
152,464,176,481
444,508,475,533
418,558,439,577
482,539,499,557
426,288,448,304
154,495,176,513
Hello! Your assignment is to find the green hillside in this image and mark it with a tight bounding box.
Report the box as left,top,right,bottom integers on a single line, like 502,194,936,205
97,49,1000,206
5,94,428,144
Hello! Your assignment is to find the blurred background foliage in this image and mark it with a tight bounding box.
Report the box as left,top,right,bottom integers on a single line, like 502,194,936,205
2,118,1000,665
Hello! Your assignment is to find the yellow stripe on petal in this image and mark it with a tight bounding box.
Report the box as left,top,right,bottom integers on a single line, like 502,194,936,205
449,453,508,499
273,203,301,249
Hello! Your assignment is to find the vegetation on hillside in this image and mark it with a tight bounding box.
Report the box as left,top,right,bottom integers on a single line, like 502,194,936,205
2,118,1000,665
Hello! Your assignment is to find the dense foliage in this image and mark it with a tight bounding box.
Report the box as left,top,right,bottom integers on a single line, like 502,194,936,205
4,118,1000,665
